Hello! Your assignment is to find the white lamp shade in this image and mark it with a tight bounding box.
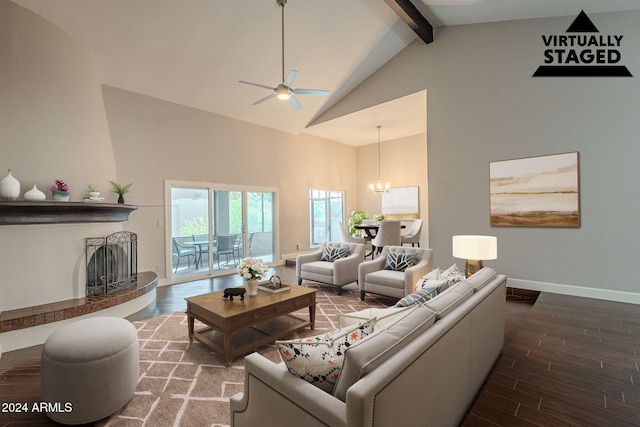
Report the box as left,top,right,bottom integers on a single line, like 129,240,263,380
452,235,497,260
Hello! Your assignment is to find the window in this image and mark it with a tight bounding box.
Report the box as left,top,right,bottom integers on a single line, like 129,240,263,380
309,189,344,246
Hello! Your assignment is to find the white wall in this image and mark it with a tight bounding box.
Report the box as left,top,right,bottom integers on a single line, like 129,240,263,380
323,11,640,302
0,1,121,311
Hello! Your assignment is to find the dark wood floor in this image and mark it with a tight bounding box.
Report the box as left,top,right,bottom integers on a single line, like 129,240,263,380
1,266,639,426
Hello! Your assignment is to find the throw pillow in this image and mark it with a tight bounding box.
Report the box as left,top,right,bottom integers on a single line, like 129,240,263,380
412,268,443,292
412,278,448,295
276,320,374,393
320,245,350,262
383,252,418,271
394,284,442,307
440,263,465,287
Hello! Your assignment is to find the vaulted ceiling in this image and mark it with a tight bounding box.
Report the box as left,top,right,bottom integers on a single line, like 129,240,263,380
13,0,640,145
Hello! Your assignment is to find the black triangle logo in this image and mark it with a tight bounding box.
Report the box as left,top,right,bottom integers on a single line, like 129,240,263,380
566,10,599,33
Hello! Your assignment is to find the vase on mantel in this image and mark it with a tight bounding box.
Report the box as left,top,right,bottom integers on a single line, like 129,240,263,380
0,169,20,200
52,190,70,201
245,279,259,296
24,184,46,201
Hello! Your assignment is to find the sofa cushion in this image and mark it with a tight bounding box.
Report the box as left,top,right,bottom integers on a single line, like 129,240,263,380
383,252,417,271
300,261,335,276
276,320,374,393
465,267,497,290
337,306,413,330
440,263,465,286
321,245,350,262
425,281,474,319
364,269,406,289
333,306,437,401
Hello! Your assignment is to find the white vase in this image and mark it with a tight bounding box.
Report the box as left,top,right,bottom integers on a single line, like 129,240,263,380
0,169,20,200
245,279,259,296
24,184,46,201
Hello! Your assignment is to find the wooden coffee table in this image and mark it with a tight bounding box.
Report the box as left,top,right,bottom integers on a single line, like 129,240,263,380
185,284,316,366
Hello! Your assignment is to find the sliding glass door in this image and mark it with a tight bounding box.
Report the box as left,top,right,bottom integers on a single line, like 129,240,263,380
167,181,276,283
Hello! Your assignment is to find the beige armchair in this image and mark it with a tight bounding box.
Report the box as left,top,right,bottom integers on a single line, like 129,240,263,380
358,245,433,301
296,242,365,295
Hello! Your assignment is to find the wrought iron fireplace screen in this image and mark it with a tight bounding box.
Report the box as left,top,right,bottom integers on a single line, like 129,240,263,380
86,231,137,295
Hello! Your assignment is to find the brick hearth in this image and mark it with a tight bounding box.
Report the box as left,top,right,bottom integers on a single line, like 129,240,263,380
0,271,157,333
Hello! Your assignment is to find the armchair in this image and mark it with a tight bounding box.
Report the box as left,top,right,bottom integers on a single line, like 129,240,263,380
296,242,365,295
358,246,432,301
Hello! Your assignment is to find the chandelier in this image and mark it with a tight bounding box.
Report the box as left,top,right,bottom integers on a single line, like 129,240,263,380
370,125,390,194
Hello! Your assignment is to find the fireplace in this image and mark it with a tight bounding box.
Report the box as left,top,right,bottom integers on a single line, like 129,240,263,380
86,231,137,295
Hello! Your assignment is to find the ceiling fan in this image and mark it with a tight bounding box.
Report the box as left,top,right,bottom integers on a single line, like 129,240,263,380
239,0,329,110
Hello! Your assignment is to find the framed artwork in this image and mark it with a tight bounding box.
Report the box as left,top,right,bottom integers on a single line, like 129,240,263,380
382,186,419,220
490,152,580,227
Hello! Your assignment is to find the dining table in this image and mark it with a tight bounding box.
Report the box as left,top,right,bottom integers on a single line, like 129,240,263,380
183,239,211,269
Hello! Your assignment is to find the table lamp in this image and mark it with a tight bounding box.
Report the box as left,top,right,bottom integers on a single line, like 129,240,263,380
452,235,497,277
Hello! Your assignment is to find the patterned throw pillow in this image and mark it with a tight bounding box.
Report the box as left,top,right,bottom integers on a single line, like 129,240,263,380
412,268,441,292
440,263,465,287
320,246,350,262
276,320,374,393
394,285,441,308
384,252,418,271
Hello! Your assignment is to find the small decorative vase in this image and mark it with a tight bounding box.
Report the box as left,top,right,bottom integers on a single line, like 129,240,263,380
245,279,259,296
52,190,70,201
0,169,20,200
117,194,125,204
89,191,100,198
24,184,46,201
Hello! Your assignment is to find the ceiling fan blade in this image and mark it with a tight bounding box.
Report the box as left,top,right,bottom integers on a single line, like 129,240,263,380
252,93,277,105
288,95,302,110
293,88,330,96
283,70,298,87
239,80,276,91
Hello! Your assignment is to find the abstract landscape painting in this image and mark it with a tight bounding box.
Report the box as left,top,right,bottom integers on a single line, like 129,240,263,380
490,152,580,227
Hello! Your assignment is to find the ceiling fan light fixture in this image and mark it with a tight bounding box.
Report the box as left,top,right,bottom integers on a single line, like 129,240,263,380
238,0,329,109
276,85,291,100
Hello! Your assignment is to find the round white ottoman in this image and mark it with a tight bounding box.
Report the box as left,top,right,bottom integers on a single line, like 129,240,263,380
41,317,139,424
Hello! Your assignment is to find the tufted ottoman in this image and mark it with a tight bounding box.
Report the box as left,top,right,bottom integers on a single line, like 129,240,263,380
41,317,139,424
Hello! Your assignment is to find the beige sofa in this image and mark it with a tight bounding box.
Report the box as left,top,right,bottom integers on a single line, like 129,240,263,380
230,268,506,427
296,242,365,295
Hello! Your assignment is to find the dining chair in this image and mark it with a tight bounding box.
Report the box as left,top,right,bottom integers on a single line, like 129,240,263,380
401,219,423,247
371,221,401,257
215,235,237,268
338,221,365,244
172,237,196,273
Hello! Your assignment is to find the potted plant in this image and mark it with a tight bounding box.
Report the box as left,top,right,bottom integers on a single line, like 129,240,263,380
237,257,269,296
87,184,100,198
109,181,133,204
348,210,369,237
50,179,70,201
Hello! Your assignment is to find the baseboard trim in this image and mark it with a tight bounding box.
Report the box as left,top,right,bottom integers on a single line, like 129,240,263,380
508,278,640,305
280,250,315,261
